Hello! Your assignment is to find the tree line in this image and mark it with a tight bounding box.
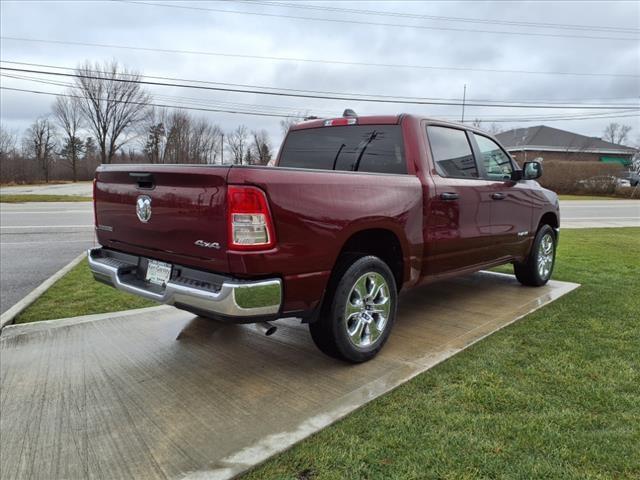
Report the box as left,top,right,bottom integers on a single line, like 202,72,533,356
0,60,279,184
1,60,635,184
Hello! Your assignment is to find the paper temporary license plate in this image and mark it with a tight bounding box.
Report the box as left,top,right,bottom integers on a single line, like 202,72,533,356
145,259,172,286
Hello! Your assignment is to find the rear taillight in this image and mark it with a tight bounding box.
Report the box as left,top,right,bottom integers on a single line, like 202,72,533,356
227,185,276,250
92,178,97,227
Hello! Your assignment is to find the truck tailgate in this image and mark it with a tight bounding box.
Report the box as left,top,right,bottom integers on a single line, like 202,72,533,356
94,165,231,272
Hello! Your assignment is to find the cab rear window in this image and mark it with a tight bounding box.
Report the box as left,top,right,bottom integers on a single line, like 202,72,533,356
278,125,406,174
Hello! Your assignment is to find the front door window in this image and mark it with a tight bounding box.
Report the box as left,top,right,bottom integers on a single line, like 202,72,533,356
473,134,514,181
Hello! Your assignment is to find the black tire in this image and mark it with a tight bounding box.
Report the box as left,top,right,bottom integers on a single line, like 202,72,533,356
514,224,557,286
309,255,398,363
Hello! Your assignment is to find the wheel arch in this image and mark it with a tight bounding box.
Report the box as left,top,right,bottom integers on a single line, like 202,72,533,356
537,211,559,231
333,227,406,291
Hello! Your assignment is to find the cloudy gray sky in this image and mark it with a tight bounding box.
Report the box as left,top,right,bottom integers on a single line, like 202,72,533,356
1,0,639,149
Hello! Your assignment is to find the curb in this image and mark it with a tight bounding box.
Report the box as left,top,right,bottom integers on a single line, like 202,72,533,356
1,305,170,340
0,251,86,330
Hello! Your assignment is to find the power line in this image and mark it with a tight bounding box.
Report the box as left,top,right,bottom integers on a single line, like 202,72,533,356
3,60,637,106
120,0,639,42
6,71,637,121
3,65,639,110
0,86,299,118
236,0,640,34
2,37,637,80
2,85,638,124
0,72,338,117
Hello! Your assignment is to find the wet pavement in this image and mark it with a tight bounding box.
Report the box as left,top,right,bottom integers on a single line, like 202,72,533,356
0,272,578,480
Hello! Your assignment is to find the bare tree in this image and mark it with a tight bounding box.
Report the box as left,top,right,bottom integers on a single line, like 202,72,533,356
251,129,272,165
0,124,17,160
73,60,151,164
488,123,503,135
603,123,632,145
24,117,57,183
226,125,249,165
84,136,99,176
471,118,483,128
160,110,223,164
164,111,191,163
142,108,169,164
190,118,222,164
278,112,309,136
144,122,166,164
52,95,84,181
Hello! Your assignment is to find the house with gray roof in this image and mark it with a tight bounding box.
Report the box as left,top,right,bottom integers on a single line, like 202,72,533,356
496,125,636,166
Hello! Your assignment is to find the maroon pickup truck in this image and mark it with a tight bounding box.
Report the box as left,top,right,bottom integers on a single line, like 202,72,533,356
88,113,559,362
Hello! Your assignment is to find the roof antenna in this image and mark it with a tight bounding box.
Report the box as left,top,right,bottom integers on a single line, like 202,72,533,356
343,109,357,118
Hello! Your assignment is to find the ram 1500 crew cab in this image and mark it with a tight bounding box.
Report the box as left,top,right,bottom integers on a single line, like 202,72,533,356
88,113,559,362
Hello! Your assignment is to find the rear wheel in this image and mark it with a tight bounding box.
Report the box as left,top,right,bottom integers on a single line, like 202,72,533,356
309,256,397,363
514,224,556,286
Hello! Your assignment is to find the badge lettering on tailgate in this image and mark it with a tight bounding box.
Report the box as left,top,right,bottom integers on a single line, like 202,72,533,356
195,240,221,249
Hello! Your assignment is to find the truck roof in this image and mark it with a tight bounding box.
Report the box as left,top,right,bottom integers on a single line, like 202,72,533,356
291,114,403,131
289,114,494,138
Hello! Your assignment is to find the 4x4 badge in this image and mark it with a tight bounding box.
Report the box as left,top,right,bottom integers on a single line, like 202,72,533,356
195,240,221,249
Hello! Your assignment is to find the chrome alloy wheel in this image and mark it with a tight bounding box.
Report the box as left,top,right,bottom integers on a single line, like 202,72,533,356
344,272,391,348
537,233,554,280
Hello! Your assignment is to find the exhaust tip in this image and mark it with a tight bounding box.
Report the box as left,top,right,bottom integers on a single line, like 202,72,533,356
255,321,277,336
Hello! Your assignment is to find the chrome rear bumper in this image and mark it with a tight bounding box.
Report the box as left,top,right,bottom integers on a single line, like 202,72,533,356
87,247,282,319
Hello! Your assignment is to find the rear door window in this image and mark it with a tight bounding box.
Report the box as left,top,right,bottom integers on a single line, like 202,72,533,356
278,125,406,174
426,126,478,179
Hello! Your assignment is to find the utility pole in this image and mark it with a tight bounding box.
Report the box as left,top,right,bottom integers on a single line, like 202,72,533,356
461,84,466,123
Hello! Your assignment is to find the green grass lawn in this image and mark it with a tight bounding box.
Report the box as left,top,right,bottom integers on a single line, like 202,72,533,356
13,229,640,478
0,194,92,203
14,259,154,323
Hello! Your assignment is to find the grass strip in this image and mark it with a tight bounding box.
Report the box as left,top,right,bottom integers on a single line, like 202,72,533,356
14,259,154,323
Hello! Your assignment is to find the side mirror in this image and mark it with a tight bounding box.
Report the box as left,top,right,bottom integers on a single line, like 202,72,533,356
523,161,543,180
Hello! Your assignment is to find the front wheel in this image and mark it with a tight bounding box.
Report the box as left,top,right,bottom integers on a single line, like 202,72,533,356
309,256,397,363
514,224,557,286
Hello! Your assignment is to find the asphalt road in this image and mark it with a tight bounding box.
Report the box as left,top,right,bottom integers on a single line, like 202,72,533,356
0,202,95,314
560,200,640,228
0,182,93,196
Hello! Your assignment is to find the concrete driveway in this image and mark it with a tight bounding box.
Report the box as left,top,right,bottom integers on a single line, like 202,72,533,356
0,272,578,480
0,202,95,313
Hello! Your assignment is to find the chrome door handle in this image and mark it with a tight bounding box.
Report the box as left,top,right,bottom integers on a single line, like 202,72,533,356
440,192,459,201
491,193,506,200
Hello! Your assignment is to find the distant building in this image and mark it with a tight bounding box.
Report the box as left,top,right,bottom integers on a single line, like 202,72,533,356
496,125,636,166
